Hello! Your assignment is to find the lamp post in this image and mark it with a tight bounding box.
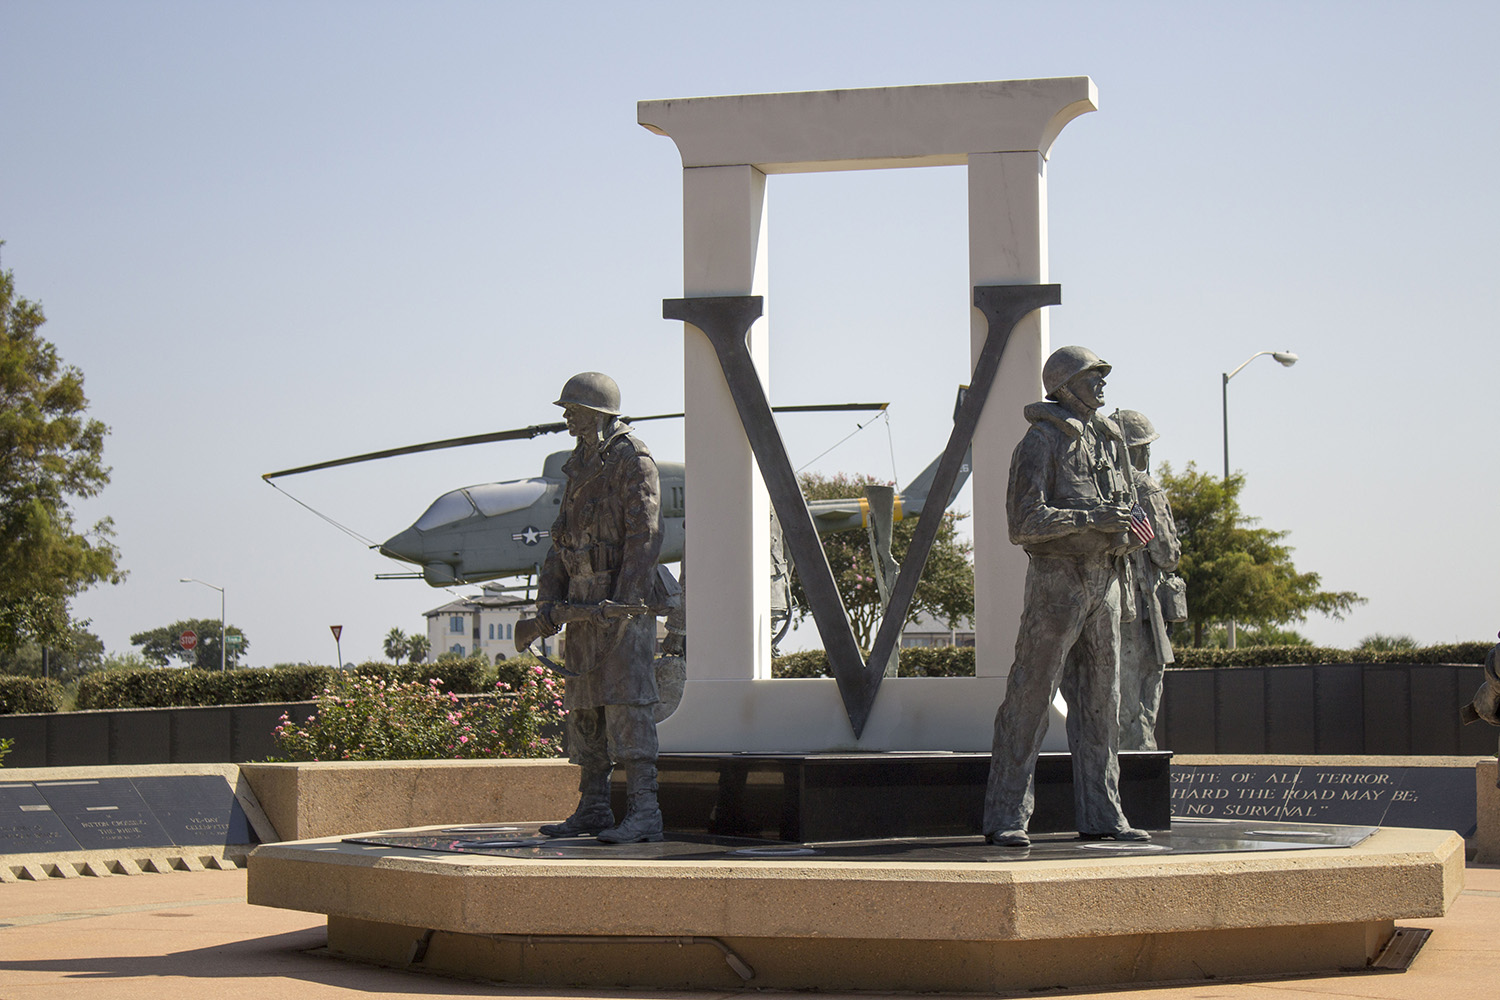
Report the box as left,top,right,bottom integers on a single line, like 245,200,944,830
179,578,226,671
1219,350,1298,648
1222,351,1298,480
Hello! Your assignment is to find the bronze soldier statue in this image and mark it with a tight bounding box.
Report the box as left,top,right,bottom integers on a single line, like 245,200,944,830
1112,409,1182,751
984,346,1150,848
523,372,668,844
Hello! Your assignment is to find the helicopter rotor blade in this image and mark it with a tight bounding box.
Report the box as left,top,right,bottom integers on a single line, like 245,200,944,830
262,402,889,480
262,422,569,480
624,402,887,424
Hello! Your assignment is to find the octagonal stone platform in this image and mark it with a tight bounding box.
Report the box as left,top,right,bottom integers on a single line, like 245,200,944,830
247,821,1462,992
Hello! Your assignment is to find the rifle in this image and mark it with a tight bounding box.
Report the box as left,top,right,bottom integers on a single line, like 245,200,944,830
515,601,653,676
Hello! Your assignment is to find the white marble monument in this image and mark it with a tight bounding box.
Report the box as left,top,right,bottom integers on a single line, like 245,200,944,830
640,78,1097,752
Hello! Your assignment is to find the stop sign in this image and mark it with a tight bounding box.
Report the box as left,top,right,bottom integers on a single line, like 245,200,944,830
180,630,198,651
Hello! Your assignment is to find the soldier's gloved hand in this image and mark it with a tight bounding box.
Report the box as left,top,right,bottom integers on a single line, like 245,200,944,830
662,630,686,657
534,602,556,632
1087,504,1134,532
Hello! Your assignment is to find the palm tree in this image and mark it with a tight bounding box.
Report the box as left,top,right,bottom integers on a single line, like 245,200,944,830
383,627,409,663
406,634,430,664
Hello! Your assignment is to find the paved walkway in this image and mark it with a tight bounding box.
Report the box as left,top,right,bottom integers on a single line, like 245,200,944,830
2,864,1497,999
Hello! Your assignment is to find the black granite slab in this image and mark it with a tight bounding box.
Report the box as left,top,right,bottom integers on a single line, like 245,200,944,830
0,773,258,854
0,781,84,855
344,817,1374,864
1171,762,1477,836
133,774,254,846
614,751,1171,843
30,777,176,850
109,710,171,765
46,712,110,767
170,707,233,763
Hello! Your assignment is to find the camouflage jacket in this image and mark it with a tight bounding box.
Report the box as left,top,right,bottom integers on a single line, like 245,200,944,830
538,419,663,708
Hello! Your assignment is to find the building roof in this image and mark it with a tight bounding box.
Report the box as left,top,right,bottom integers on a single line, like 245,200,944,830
903,611,975,634
423,595,536,618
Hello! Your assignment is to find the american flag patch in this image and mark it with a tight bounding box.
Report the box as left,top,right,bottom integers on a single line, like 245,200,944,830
1129,503,1155,545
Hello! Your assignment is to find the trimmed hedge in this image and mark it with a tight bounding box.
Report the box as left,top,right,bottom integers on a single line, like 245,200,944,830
0,675,64,714
771,646,976,678
771,650,834,678
898,646,977,677
20,640,1495,712
770,641,1491,678
1171,641,1492,669
75,666,334,710
71,657,491,712
349,658,488,694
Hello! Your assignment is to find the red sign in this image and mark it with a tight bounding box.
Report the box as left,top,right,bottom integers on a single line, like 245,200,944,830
329,625,343,641
180,630,198,651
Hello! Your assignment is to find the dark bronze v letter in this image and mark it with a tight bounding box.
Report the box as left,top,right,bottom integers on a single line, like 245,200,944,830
664,284,1060,737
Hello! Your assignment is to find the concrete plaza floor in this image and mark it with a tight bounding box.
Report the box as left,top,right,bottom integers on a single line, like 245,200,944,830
2,863,1498,1000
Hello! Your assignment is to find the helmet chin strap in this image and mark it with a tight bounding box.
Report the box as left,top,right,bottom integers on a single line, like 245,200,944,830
1053,383,1096,420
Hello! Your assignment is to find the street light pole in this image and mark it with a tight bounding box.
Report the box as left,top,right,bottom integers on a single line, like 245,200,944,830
1219,350,1299,649
179,578,226,670
1222,350,1299,481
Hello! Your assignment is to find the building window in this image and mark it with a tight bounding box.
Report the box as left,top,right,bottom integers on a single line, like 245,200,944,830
505,623,513,640
449,615,464,633
450,643,465,656
488,623,495,640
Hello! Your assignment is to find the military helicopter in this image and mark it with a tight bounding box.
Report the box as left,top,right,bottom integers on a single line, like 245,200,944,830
263,401,971,593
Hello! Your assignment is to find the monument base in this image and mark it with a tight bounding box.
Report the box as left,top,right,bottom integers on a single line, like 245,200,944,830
325,913,1391,992
248,821,1462,993
626,750,1171,840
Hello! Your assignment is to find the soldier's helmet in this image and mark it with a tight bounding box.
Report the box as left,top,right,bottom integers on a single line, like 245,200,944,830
1043,346,1111,401
1115,409,1160,448
554,372,621,415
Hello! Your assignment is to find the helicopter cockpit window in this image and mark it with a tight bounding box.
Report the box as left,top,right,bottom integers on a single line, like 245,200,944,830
414,490,480,530
465,480,548,518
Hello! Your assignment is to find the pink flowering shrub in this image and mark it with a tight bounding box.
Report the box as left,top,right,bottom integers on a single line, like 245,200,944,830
268,668,565,762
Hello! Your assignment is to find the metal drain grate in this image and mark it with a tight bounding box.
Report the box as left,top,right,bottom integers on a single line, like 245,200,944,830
1371,926,1431,970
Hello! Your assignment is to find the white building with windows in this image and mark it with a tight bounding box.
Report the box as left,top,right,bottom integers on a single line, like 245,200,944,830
420,591,968,663
423,593,541,664
422,585,670,663
900,612,975,649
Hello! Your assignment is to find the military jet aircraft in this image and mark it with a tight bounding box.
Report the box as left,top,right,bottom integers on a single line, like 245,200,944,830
263,402,971,590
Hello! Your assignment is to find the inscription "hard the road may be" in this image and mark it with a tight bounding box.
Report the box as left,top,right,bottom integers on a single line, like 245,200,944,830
1170,764,1474,836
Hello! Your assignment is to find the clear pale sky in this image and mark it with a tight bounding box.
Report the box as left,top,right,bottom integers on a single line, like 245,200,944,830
2,1,1495,665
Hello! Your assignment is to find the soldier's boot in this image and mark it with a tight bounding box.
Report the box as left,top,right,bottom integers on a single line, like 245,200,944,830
539,769,614,837
1078,826,1151,842
596,763,664,844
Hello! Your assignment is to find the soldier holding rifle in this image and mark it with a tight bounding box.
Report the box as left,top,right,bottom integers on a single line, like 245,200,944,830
517,372,668,844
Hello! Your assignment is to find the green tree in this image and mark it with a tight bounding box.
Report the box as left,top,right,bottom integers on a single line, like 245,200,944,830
0,623,103,682
1357,632,1418,652
130,618,248,670
1159,462,1363,647
97,651,149,672
406,633,430,664
1194,623,1312,649
789,472,974,650
383,627,409,663
0,249,123,652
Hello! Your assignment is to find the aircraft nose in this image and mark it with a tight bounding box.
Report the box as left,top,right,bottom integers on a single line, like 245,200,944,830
379,526,423,564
